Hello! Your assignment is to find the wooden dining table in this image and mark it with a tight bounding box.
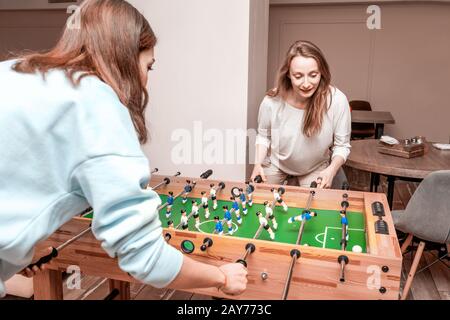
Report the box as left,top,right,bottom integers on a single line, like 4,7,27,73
351,110,395,139
346,139,450,208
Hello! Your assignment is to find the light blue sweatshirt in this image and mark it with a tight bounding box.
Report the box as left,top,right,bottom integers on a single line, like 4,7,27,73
0,59,183,297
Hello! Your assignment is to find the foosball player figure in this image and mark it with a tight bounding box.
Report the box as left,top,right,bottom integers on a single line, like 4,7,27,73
191,200,200,229
180,209,189,230
210,184,218,210
340,210,349,241
264,201,278,230
256,211,275,240
223,205,234,235
238,188,248,215
288,210,318,223
167,220,174,229
214,216,224,235
271,188,288,212
230,196,242,225
245,181,255,207
166,191,174,218
201,191,210,219
182,180,191,204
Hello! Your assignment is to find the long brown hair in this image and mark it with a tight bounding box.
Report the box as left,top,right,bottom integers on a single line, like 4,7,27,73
12,0,156,144
268,40,332,138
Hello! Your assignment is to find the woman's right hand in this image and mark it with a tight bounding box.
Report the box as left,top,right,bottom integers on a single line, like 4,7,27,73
19,247,53,278
218,263,248,296
250,164,267,183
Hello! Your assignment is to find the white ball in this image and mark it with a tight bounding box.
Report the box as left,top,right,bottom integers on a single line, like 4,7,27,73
352,245,362,253
303,243,309,246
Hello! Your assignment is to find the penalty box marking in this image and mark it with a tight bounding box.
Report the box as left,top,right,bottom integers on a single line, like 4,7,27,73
316,227,365,248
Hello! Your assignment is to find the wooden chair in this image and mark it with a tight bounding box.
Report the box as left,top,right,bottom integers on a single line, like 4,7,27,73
391,171,450,300
350,100,375,139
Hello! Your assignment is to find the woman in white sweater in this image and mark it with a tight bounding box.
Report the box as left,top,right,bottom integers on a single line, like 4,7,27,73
251,40,351,189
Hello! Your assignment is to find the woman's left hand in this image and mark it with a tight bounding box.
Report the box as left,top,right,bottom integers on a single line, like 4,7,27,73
316,167,336,189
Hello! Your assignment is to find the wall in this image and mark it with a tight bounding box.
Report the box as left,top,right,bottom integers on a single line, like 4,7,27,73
246,0,270,179
129,0,255,181
0,0,81,10
0,9,68,60
268,2,450,142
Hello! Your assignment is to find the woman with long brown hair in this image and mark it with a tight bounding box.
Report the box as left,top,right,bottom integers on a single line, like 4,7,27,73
251,40,351,189
0,0,246,298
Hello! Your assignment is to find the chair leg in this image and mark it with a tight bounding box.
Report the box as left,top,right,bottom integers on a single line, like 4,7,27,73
401,241,425,300
401,234,414,254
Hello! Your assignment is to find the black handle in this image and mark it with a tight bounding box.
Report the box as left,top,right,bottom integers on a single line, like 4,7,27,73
200,169,213,179
254,175,263,183
236,259,247,268
27,247,58,270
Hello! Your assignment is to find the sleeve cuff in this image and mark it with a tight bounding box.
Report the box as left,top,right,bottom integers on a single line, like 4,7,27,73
332,148,350,162
255,134,270,148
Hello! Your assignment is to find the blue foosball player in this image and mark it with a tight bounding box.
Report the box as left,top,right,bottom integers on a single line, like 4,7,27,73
214,216,224,235
166,191,174,218
223,205,234,235
288,210,318,223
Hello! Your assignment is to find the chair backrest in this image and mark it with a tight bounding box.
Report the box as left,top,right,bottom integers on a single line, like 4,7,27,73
395,170,450,244
349,100,372,111
349,100,375,139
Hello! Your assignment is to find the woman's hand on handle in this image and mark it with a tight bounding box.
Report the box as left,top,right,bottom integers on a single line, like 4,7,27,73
218,263,248,296
19,247,53,278
316,156,345,189
316,168,335,189
250,164,267,183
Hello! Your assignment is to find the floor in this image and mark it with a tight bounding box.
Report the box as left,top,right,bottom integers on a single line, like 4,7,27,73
2,166,449,300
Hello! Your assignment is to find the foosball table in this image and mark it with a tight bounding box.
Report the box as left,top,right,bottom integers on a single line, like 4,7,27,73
32,170,402,300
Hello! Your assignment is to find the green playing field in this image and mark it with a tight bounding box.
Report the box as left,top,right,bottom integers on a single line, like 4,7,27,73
159,194,367,253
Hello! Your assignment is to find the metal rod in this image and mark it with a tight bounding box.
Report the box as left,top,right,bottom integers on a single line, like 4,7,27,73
296,219,306,245
281,182,317,300
150,171,181,190
281,254,298,300
158,185,192,211
79,278,108,300
82,172,182,219
57,226,92,251
339,260,346,282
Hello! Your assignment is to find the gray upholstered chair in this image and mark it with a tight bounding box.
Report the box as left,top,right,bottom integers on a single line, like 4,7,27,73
391,170,450,300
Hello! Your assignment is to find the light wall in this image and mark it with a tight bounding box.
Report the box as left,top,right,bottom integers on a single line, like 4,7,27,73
247,0,270,179
129,0,266,181
268,2,450,142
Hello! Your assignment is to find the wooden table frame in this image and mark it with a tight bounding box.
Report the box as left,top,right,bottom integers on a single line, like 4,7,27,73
32,175,402,300
351,110,395,139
